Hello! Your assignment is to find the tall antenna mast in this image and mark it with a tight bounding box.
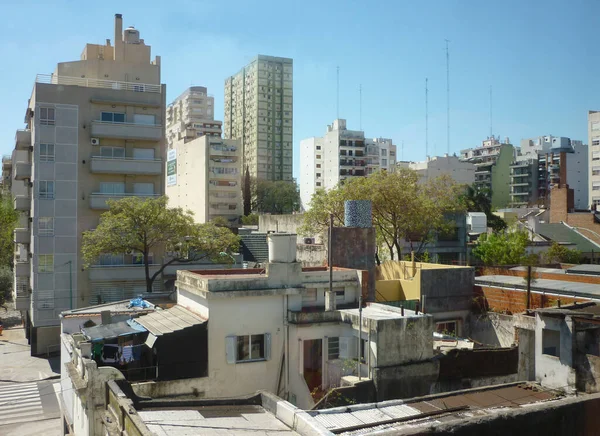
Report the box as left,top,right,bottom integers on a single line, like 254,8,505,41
359,84,362,130
402,140,404,161
489,85,493,138
336,66,340,120
445,39,450,155
425,78,429,159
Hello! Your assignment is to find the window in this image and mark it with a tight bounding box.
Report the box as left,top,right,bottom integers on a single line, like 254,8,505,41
542,328,561,357
99,182,125,195
316,182,322,187
593,151,600,161
436,321,458,335
593,166,600,176
381,159,388,166
38,255,54,273
39,181,54,199
39,144,54,162
99,253,124,266
593,122,600,131
381,149,387,157
316,164,321,168
101,112,126,123
39,217,54,236
593,138,600,146
593,182,600,191
39,107,55,126
225,334,271,363
100,146,125,158
328,337,340,360
316,146,321,150
132,252,153,264
133,183,154,195
334,287,345,301
316,155,321,159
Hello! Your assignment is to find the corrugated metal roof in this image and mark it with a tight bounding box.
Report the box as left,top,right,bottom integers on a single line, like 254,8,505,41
82,320,147,341
475,275,600,299
133,305,206,336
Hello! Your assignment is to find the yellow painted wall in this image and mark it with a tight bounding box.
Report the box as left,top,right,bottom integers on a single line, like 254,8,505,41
375,280,404,301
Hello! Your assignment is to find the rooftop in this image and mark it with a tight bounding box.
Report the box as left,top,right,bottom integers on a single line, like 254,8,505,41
340,305,423,321
475,274,600,300
133,305,206,337
60,299,159,318
536,223,600,253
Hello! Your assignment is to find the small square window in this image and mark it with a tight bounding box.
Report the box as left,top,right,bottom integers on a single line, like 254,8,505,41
39,181,55,199
39,107,55,126
39,217,54,236
38,255,54,273
39,144,55,162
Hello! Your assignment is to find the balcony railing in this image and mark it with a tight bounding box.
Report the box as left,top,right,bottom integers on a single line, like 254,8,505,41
89,193,160,210
14,162,31,180
14,228,30,245
15,261,30,278
90,156,162,175
90,121,162,141
36,74,161,94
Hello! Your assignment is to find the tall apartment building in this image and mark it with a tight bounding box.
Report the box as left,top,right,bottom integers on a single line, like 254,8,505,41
460,136,515,209
589,111,600,207
224,55,293,181
299,119,396,209
397,155,475,185
513,136,588,209
166,129,241,224
166,86,222,148
8,14,166,354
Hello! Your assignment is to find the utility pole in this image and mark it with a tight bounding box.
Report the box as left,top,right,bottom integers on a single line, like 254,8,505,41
425,77,429,160
445,40,450,155
526,264,532,310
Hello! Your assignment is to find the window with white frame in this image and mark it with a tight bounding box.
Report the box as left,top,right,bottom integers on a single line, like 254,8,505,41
328,337,340,360
593,137,600,146
99,182,125,195
38,217,54,236
594,152,600,162
593,182,600,191
39,107,55,126
226,334,271,363
39,181,54,199
100,146,125,158
436,320,458,335
381,159,388,166
38,255,54,273
101,112,126,123
39,144,55,162
381,149,387,157
37,290,54,310
592,122,600,131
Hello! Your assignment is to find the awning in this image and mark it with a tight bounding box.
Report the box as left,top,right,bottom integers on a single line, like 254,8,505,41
82,320,147,342
133,305,206,337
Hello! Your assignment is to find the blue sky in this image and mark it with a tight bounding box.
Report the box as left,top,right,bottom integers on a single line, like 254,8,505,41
1,0,599,178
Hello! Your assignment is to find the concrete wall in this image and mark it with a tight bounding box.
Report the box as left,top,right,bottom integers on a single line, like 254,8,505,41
296,243,326,267
373,360,439,401
535,312,576,393
467,312,517,347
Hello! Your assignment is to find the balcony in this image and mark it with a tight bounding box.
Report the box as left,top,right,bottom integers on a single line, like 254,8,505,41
14,195,30,211
2,155,12,167
14,162,31,180
90,157,162,175
88,264,160,281
14,228,30,244
36,74,161,94
89,193,160,210
15,261,30,278
15,130,31,150
511,192,529,196
90,121,162,141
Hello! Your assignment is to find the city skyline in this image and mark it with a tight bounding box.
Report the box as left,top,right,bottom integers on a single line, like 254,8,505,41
1,1,599,179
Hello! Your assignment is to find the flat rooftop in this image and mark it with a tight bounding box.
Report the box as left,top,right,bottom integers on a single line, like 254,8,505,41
476,275,600,300
309,383,560,435
138,404,298,436
341,305,424,321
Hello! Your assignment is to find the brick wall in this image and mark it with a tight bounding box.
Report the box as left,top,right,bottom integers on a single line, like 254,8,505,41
481,267,600,285
550,186,569,223
475,286,588,314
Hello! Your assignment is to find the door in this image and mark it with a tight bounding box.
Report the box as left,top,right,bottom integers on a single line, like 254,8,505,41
303,339,323,393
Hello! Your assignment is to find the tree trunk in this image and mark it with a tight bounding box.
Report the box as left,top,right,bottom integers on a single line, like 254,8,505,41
375,248,381,266
144,250,152,293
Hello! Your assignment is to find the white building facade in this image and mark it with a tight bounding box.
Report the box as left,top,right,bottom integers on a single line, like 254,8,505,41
300,119,395,209
397,155,475,184
589,111,600,207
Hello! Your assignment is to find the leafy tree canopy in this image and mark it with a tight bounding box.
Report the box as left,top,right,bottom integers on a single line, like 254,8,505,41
82,196,240,293
0,193,18,268
460,184,507,232
543,242,583,265
472,229,531,265
255,179,300,214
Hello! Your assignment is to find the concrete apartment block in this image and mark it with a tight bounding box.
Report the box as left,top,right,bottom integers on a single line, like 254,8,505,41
8,14,166,354
224,55,293,182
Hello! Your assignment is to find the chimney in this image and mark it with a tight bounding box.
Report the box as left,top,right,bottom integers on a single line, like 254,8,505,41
114,13,123,61
100,310,112,325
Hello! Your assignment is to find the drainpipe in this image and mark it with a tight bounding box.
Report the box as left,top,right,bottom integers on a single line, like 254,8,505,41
411,251,416,278
358,294,362,381
284,295,289,400
326,214,336,311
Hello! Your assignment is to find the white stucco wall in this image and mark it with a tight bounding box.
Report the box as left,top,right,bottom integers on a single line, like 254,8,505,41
535,313,576,393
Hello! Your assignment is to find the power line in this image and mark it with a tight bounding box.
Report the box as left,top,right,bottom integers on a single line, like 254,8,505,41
359,84,362,131
490,85,493,138
425,77,429,160
445,39,450,155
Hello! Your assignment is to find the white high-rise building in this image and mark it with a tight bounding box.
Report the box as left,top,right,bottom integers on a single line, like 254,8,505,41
589,111,600,207
166,86,222,148
397,155,475,185
300,119,396,209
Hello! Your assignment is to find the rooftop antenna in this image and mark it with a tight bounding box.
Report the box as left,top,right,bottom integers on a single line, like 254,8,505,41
336,66,340,120
445,39,450,155
359,84,362,130
425,77,429,160
402,140,405,161
489,85,493,138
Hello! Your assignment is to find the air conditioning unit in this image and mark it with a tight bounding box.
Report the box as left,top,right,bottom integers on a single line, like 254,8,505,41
91,138,100,146
339,336,358,359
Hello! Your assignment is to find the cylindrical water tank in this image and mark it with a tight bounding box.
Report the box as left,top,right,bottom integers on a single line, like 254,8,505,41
344,200,372,228
124,26,140,44
267,233,297,263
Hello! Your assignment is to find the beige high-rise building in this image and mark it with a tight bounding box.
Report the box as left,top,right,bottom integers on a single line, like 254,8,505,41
589,111,600,207
224,55,293,181
166,130,241,224
166,86,222,148
7,14,166,354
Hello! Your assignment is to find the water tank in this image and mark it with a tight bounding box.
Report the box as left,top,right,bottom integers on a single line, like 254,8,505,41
124,26,140,44
344,200,372,228
267,233,296,263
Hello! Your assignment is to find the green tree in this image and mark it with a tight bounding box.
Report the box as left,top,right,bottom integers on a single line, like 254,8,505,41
0,193,18,268
472,229,530,265
210,216,230,228
241,213,259,226
543,242,583,264
82,196,240,293
255,180,300,214
0,266,11,309
461,184,507,232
